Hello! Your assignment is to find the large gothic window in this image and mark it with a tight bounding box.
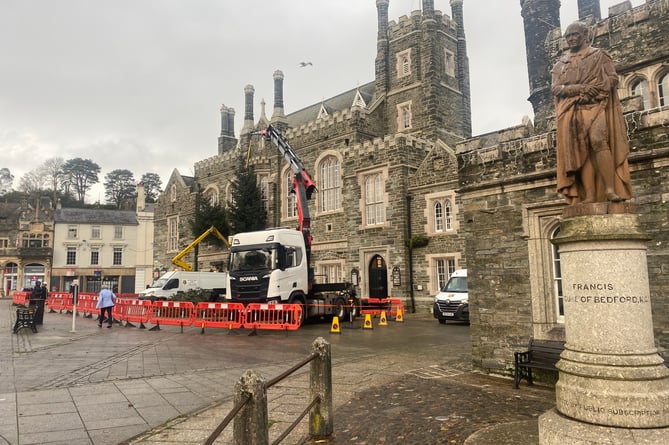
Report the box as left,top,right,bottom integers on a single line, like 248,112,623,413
319,156,341,212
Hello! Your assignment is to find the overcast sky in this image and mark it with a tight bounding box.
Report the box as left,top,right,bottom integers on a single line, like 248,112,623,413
0,0,641,203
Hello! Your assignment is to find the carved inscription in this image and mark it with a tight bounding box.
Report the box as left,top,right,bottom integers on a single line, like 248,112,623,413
564,400,663,418
564,282,649,304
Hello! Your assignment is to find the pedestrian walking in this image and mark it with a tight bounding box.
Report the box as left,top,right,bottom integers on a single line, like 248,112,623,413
96,285,116,328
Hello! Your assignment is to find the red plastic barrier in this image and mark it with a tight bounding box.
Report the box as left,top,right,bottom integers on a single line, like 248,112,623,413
121,299,153,326
243,303,302,331
194,302,245,330
360,297,392,316
149,301,194,327
12,291,30,306
46,293,71,312
389,298,405,318
77,294,100,317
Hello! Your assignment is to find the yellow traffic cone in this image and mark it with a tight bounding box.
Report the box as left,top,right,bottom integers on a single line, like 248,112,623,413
379,311,388,326
362,314,374,329
331,316,341,333
395,308,404,322
363,313,373,329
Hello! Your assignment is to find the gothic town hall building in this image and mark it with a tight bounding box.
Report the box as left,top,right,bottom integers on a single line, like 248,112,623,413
154,0,669,375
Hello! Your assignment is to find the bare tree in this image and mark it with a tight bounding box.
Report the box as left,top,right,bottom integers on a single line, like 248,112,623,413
43,157,65,204
0,168,13,195
18,169,47,196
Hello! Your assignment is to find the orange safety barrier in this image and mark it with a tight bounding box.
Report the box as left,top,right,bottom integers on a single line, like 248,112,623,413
243,303,302,331
360,297,392,316
77,294,100,317
194,302,246,331
389,298,405,319
121,299,153,328
12,291,30,306
46,292,71,312
149,301,195,330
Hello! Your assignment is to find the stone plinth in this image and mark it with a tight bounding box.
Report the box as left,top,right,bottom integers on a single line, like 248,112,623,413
539,214,669,443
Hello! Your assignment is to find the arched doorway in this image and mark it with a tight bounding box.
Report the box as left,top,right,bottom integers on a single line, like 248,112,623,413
368,255,388,299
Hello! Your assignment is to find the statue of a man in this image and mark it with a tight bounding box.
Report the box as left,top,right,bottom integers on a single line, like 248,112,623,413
552,21,632,205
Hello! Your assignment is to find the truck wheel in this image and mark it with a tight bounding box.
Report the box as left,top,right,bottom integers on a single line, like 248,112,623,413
334,297,347,320
289,296,306,325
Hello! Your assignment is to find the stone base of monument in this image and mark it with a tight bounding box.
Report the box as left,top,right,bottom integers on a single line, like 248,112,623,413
539,408,668,444
538,213,669,444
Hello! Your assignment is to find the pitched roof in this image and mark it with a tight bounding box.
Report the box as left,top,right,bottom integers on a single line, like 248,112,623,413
54,208,138,225
286,81,376,128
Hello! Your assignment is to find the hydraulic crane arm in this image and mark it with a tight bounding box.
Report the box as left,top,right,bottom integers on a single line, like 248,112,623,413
254,125,317,280
171,225,230,271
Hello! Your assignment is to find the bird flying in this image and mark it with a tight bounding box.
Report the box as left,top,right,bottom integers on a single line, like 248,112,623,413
298,61,313,67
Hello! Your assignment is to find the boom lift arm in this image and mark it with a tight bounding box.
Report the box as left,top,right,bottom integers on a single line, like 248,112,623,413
255,125,317,270
171,225,230,271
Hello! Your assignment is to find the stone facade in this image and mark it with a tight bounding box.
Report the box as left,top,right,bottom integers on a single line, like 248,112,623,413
458,0,669,374
152,0,669,378
153,1,471,313
0,197,54,295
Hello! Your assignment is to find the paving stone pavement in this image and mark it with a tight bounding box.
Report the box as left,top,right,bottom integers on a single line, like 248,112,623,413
2,298,559,445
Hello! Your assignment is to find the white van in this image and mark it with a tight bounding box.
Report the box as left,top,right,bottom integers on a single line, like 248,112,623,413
433,269,469,324
139,271,227,300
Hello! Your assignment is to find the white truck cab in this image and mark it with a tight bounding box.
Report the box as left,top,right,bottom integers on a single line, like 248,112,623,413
433,269,469,324
226,228,308,304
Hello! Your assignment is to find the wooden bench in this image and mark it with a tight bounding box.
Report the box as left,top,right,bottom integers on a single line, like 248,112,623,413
13,306,38,334
513,338,564,389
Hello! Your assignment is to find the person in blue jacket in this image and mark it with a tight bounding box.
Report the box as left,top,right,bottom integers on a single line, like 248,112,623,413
96,285,116,328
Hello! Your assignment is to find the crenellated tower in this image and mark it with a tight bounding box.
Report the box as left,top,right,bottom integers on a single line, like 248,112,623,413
377,0,472,145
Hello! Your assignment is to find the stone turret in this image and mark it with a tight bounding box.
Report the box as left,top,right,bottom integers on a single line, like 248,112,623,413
218,104,237,154
242,84,255,135
375,0,390,98
270,70,288,128
520,0,561,133
450,0,472,138
577,0,601,21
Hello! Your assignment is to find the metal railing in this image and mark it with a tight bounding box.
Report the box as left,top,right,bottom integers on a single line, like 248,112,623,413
204,337,333,445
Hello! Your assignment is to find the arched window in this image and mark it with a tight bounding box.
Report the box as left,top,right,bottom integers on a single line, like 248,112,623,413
658,72,669,107
434,202,443,232
285,171,297,219
203,187,218,206
631,78,651,110
170,184,177,202
319,156,341,212
551,227,564,321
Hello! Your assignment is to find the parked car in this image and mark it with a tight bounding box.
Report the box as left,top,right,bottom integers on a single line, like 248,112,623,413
433,269,469,324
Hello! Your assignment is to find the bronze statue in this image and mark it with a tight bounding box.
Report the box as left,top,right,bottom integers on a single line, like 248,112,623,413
552,21,632,205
